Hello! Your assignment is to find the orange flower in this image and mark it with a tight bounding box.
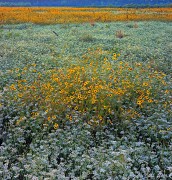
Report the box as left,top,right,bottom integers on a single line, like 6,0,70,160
47,116,51,121
128,67,133,71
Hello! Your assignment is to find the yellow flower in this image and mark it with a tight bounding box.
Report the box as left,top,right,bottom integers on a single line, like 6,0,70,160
74,106,78,110
98,115,103,121
69,116,72,121
66,114,70,119
78,94,82,99
47,116,51,121
70,96,74,100
137,100,142,105
112,53,117,60
18,93,23,98
146,90,150,95
83,81,89,86
108,108,111,113
93,90,98,93
148,99,153,103
136,63,141,66
165,90,169,94
113,53,117,57
52,115,56,119
16,116,25,125
54,123,59,130
143,82,148,86
145,96,149,100
103,105,107,109
114,78,117,83
32,63,36,67
10,84,16,91
91,99,96,104
35,112,39,116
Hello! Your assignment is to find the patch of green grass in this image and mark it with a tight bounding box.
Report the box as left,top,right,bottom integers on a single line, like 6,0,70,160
79,32,94,42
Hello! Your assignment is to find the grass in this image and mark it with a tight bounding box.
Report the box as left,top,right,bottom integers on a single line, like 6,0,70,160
115,30,125,38
0,21,172,179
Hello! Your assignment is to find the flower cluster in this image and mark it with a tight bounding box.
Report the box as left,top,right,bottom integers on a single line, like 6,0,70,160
6,50,170,129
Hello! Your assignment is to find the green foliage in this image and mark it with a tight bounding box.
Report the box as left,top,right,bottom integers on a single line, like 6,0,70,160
79,33,94,42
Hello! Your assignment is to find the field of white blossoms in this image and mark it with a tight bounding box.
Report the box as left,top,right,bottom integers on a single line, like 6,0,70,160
0,20,172,179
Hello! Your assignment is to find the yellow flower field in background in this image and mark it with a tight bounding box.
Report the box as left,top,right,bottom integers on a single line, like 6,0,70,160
0,7,172,24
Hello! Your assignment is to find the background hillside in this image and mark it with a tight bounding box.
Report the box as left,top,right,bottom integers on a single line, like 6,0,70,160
0,0,171,7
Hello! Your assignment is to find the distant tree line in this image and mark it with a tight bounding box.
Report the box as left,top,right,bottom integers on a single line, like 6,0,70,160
0,2,31,6
0,0,171,7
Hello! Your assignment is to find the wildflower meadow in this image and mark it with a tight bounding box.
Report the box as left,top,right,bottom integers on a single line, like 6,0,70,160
0,6,172,179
